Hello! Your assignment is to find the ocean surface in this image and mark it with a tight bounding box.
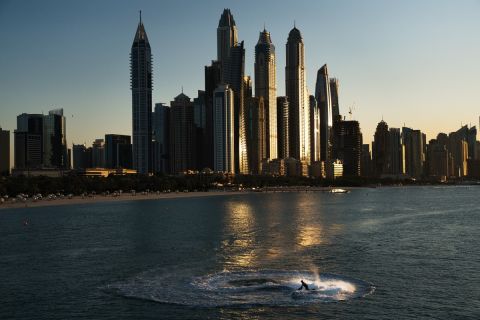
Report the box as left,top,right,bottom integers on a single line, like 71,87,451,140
1,186,479,319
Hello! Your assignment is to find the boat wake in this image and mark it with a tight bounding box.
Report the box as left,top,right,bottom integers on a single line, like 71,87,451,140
105,269,374,307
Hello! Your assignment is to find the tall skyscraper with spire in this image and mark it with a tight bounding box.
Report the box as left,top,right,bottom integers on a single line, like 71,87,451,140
217,9,238,73
285,25,310,164
218,9,248,173
315,64,332,162
130,12,153,174
255,28,277,160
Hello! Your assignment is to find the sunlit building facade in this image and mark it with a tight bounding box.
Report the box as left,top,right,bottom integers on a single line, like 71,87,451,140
315,64,332,162
255,28,277,160
213,84,235,173
286,26,310,164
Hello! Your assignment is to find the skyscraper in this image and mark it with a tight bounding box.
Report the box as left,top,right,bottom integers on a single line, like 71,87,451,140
193,91,207,170
105,134,132,169
246,96,266,174
331,119,362,177
170,92,196,174
153,103,170,174
286,26,310,164
255,28,277,160
217,9,249,173
427,139,449,180
309,95,320,163
361,144,372,177
131,13,153,174
402,127,426,179
213,84,235,173
43,109,67,168
330,78,340,120
402,127,424,179
224,42,248,174
72,144,88,170
0,128,9,175
217,9,238,72
315,64,332,162
91,139,105,168
277,96,289,159
204,61,222,170
388,128,405,175
15,113,43,168
373,120,390,177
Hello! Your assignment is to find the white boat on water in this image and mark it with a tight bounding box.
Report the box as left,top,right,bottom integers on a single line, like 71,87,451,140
330,188,349,194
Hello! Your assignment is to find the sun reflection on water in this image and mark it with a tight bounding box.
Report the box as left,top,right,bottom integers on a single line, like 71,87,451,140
222,201,257,267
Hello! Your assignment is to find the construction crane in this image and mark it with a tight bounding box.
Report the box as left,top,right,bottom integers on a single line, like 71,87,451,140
348,102,356,120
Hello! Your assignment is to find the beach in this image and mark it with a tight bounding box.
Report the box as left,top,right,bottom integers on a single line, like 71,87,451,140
0,190,252,210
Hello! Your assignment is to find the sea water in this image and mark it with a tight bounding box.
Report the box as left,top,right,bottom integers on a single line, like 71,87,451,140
0,186,478,319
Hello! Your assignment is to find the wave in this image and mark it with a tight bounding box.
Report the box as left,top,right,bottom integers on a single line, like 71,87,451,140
105,269,374,307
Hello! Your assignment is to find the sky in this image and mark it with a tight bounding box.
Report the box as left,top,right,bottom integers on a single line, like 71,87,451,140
1,0,480,167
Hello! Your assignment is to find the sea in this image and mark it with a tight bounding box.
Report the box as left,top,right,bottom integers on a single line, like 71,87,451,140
0,186,479,319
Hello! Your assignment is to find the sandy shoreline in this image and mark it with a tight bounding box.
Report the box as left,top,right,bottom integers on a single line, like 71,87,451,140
0,191,253,210
0,186,353,211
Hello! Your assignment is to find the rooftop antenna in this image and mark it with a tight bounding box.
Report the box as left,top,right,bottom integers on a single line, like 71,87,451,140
181,86,184,94
263,22,266,31
139,10,142,23
294,20,296,28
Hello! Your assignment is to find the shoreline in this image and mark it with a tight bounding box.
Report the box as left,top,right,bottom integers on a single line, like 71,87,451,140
0,191,254,211
1,184,476,211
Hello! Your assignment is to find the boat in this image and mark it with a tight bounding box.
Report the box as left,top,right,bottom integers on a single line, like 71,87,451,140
330,188,349,194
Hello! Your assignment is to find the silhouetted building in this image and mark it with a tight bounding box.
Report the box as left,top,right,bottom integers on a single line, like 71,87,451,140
315,64,332,162
262,158,286,176
91,139,105,168
402,127,424,179
72,144,89,170
14,113,43,169
372,120,390,177
427,139,449,181
131,14,153,174
388,128,405,175
105,134,132,169
16,113,43,168
153,103,170,174
15,110,67,169
14,131,42,170
332,119,362,177
213,84,235,173
255,28,277,160
246,96,266,174
277,96,289,159
193,91,207,170
361,144,372,177
286,26,310,163
329,78,340,120
467,159,480,179
43,109,68,168
170,92,196,174
204,61,222,169
0,128,10,175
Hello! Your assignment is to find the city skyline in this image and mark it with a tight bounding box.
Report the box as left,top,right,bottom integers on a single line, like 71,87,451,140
1,1,480,167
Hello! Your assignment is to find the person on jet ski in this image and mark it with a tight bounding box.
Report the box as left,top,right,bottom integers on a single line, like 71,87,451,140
298,280,309,290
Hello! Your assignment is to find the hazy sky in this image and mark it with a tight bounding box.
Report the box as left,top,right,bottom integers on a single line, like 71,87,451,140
1,0,479,165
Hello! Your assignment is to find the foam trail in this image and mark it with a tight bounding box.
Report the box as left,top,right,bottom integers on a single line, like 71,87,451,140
106,269,374,307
